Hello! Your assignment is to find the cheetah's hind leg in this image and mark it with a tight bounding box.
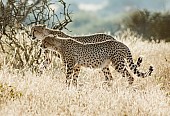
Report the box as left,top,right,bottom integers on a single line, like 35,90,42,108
113,58,134,85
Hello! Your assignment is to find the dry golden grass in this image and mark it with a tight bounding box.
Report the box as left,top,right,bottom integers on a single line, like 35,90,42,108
0,30,169,115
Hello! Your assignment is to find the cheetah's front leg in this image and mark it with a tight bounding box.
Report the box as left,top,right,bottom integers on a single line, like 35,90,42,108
72,65,81,87
65,63,74,88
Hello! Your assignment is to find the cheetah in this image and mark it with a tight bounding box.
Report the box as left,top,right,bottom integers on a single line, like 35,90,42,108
31,24,116,43
40,35,153,87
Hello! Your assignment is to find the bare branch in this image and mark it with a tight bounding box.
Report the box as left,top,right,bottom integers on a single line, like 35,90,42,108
16,0,41,23
52,0,72,31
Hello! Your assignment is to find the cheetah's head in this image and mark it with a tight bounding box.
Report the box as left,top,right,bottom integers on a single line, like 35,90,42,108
30,24,47,40
40,35,58,51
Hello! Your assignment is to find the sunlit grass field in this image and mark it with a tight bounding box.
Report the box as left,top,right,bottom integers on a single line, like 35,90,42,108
0,30,169,115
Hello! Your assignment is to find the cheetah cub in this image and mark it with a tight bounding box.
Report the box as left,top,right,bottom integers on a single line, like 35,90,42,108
41,35,153,87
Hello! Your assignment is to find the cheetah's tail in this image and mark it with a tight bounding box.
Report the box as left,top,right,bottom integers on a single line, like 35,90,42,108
136,56,143,68
127,57,153,78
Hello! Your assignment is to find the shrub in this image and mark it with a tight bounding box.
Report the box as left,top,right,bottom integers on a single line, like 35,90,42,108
124,9,170,42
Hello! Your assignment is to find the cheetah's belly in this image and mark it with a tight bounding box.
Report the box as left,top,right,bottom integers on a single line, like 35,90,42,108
77,57,111,69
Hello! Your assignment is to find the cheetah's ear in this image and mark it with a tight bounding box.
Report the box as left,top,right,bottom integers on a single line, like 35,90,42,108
42,24,47,28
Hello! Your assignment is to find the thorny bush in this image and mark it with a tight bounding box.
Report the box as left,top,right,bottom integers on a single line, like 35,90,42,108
0,0,72,72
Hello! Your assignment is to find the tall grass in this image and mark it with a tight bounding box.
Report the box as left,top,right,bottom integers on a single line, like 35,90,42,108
0,30,169,115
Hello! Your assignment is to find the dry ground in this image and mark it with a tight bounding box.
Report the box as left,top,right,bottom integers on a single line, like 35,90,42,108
0,32,170,115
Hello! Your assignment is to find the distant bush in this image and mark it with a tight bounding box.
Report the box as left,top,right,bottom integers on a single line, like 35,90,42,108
124,10,170,42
